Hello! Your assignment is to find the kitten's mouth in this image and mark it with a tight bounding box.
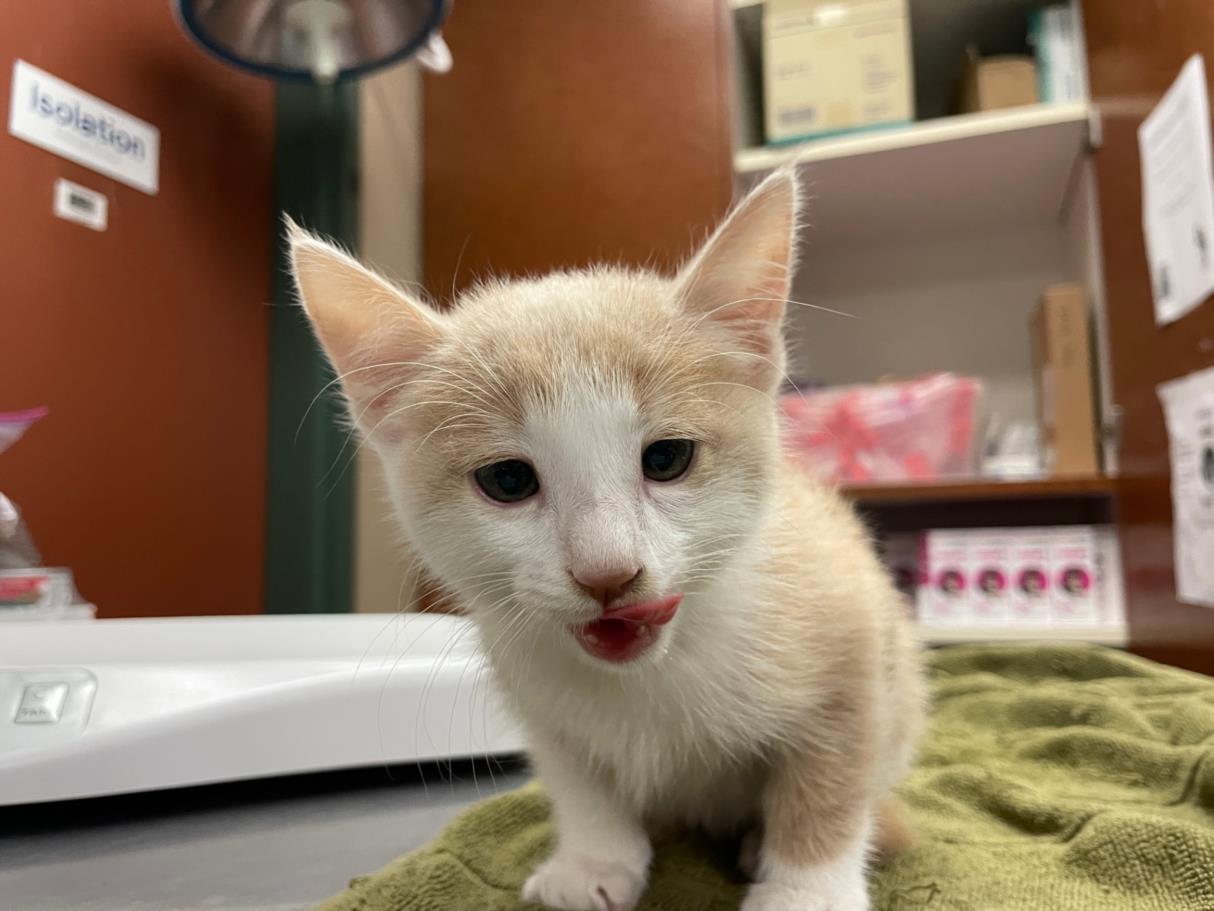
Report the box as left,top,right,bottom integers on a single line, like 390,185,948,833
572,594,683,664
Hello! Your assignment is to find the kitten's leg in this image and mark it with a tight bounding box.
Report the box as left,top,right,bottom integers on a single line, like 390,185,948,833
741,696,878,911
523,740,651,911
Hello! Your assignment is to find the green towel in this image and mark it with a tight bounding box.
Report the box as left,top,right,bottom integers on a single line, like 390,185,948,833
316,645,1214,911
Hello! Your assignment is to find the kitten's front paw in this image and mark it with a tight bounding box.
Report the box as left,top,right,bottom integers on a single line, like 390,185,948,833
522,852,648,911
740,874,869,911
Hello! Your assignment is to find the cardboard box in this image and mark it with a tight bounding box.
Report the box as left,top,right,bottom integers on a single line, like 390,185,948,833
763,0,914,144
957,49,1038,113
1031,284,1100,476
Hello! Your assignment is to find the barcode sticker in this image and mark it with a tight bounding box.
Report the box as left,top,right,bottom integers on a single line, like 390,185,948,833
53,178,107,231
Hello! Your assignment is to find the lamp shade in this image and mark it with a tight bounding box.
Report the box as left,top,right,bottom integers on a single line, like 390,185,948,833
175,0,449,82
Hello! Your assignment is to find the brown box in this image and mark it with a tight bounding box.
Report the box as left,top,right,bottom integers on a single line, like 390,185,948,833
957,48,1038,113
1031,284,1100,477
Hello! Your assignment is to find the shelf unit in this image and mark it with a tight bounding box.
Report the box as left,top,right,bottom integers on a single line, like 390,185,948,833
843,475,1114,505
736,101,1090,174
735,103,1092,243
921,625,1127,647
731,1,1124,647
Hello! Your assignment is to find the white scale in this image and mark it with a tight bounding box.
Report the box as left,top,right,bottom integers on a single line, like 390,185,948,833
0,614,524,806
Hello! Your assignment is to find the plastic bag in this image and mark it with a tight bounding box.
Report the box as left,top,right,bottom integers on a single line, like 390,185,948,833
0,408,94,619
0,408,47,569
780,374,984,483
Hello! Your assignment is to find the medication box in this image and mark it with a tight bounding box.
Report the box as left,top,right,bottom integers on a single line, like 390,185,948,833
763,0,914,144
967,530,1011,625
917,530,968,627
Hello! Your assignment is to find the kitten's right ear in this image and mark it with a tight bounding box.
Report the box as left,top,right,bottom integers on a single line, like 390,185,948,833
286,218,445,435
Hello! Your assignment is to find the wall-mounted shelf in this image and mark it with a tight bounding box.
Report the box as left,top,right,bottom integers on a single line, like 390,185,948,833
920,624,1127,647
843,475,1114,505
735,103,1092,245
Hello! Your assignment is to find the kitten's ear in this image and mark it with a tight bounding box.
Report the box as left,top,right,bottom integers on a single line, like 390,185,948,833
286,218,445,436
674,168,799,387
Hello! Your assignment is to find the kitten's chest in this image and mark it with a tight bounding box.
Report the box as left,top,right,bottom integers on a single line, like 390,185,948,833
502,645,775,827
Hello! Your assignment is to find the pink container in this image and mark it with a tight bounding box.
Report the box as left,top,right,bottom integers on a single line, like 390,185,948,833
779,374,983,483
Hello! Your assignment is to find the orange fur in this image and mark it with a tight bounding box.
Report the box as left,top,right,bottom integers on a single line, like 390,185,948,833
287,170,925,911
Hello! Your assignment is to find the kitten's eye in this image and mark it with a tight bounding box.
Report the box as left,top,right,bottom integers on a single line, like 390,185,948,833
474,459,539,503
642,439,695,482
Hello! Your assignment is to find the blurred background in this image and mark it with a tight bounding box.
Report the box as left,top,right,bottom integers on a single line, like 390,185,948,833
2,0,1213,671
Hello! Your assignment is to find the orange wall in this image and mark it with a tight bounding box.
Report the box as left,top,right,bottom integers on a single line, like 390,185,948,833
1,2,274,617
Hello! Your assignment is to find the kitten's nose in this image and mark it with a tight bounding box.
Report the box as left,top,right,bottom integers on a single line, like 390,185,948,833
570,566,643,607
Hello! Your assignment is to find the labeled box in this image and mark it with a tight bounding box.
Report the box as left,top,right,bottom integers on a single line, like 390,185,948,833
763,0,914,144
917,530,968,627
967,530,1011,625
956,49,1038,113
1031,284,1100,476
1048,526,1101,625
1008,529,1052,625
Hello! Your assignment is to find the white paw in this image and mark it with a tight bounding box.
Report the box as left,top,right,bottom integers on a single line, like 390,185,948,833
740,870,869,911
522,852,648,911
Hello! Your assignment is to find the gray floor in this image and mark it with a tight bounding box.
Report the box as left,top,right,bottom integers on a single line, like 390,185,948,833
0,765,530,911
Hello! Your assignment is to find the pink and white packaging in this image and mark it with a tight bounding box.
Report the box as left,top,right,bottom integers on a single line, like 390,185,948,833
1048,526,1101,625
967,531,1010,625
917,530,969,627
1095,527,1126,627
1009,529,1052,624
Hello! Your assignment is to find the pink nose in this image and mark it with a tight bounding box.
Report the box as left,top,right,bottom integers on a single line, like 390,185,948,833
570,566,643,607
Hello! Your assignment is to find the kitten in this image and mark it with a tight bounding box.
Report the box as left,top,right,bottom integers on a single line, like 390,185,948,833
288,169,924,911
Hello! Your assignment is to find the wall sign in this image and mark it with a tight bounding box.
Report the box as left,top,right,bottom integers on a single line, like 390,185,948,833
1158,364,1214,608
8,60,159,195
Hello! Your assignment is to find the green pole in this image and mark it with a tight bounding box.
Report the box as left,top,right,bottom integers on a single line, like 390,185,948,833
264,80,359,614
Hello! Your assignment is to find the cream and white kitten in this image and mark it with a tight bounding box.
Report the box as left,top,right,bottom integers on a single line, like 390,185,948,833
289,170,924,911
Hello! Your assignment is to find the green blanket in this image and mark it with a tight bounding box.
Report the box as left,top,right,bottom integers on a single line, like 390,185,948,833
317,645,1214,911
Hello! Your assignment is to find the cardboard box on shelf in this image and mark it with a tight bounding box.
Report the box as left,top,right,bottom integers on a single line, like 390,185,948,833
763,0,914,145
904,526,1124,631
917,530,968,627
1031,284,1101,477
1008,529,1053,625
956,48,1038,114
1047,526,1101,625
967,530,1011,625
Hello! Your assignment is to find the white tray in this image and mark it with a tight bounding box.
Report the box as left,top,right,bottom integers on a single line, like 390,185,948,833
0,614,524,805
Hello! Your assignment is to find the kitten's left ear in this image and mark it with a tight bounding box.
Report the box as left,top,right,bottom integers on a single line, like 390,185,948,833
674,168,800,387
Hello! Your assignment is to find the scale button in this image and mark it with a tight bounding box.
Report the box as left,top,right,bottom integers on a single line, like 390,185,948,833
15,682,69,724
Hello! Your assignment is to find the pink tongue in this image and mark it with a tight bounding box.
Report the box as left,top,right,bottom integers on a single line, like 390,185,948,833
575,595,683,662
601,594,682,626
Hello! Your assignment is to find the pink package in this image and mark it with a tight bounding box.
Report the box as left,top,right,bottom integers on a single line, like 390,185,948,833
779,374,983,484
1049,527,1101,625
967,530,1010,626
918,530,968,627
1009,530,1051,624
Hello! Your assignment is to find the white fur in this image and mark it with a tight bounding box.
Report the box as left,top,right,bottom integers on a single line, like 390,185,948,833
522,739,653,911
287,171,921,911
743,820,873,911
